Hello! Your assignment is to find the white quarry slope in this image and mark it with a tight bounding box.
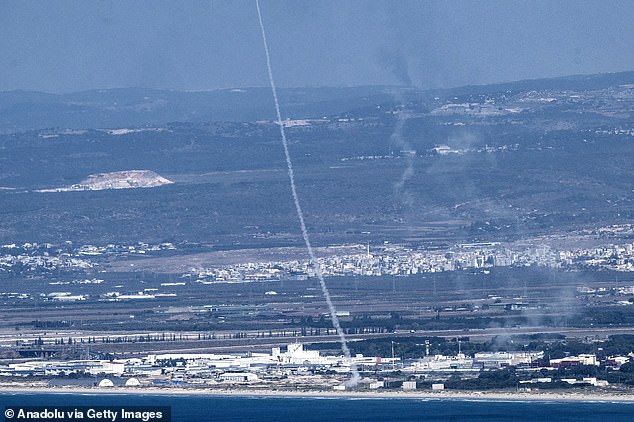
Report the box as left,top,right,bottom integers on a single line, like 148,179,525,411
37,170,173,192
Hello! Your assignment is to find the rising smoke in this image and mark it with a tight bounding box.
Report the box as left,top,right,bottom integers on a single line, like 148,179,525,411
255,0,360,386
379,48,413,87
379,44,416,207
390,105,414,207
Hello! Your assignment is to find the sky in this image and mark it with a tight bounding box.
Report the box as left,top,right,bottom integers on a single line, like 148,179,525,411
1,0,634,93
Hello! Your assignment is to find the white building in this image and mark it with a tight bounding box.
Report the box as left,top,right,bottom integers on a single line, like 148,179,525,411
219,372,259,382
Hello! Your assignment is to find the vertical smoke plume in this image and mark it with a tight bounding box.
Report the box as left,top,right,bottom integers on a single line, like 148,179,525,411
379,48,413,87
376,18,417,202
255,0,360,386
379,48,415,206
391,105,414,206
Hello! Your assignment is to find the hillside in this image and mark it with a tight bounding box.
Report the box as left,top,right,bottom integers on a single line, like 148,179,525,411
0,71,633,247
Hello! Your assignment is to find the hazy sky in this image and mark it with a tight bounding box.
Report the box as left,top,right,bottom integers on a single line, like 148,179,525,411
1,0,633,93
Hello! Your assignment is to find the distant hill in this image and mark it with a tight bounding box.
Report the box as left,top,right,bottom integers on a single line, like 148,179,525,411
1,70,634,246
426,70,634,97
1,71,633,133
0,86,393,133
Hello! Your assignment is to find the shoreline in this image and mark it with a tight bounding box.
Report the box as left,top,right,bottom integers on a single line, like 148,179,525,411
1,385,634,403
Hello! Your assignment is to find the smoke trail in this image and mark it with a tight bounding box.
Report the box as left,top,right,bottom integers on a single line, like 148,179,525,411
391,104,414,206
255,0,360,386
379,46,414,205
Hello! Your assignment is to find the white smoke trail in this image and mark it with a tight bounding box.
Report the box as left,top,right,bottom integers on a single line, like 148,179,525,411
391,109,414,204
255,0,360,386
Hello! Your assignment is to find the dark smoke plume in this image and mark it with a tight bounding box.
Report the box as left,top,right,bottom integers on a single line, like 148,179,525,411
379,48,412,86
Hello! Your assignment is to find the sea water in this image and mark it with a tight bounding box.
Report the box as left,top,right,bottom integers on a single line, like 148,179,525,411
1,392,634,422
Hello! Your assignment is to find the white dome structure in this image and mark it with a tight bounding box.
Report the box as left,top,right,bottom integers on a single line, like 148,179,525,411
125,378,141,387
98,378,114,387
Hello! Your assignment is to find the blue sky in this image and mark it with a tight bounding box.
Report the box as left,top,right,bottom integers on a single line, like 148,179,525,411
1,0,633,93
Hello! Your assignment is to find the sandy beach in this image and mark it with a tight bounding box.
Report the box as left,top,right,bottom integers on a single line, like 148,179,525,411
1,385,634,403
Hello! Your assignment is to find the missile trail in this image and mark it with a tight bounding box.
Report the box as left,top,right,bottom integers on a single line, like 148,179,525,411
255,0,360,385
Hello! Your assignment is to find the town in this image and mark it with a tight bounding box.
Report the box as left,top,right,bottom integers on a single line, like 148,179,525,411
3,224,634,290
191,230,634,284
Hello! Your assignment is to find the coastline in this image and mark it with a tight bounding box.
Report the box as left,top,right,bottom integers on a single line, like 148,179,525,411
1,385,634,403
